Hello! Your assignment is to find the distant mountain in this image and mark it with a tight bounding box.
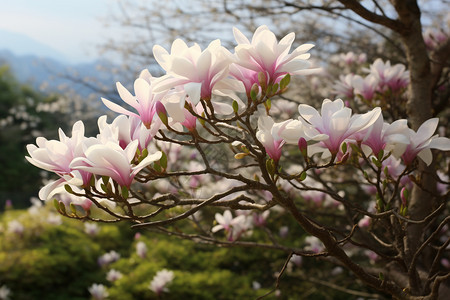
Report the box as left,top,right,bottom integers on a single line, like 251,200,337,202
0,49,121,100
0,29,70,64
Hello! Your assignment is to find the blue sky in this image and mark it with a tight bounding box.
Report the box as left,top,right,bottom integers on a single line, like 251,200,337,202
0,0,113,63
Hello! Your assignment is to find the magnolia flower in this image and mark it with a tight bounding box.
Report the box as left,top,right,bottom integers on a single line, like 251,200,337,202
153,38,232,104
298,99,381,158
212,210,248,241
304,236,325,253
365,58,409,92
70,141,162,188
149,269,175,295
136,241,147,258
7,220,24,235
256,116,290,161
101,72,165,129
98,250,120,266
84,222,100,236
351,74,379,101
233,25,318,84
88,284,109,300
333,74,355,99
401,118,450,166
26,121,94,199
361,114,410,157
106,269,123,282
0,285,11,300
97,115,158,151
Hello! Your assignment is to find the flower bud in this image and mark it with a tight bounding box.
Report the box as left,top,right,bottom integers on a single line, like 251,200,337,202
155,101,168,126
400,187,408,206
298,137,308,158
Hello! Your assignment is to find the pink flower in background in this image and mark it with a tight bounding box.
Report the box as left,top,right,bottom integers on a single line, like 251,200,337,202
70,141,162,188
304,236,325,253
351,74,379,101
333,74,356,98
88,284,109,300
365,58,409,92
233,25,318,84
101,72,165,129
212,210,248,241
149,269,175,295
401,118,450,166
106,269,123,282
136,241,147,258
298,99,381,158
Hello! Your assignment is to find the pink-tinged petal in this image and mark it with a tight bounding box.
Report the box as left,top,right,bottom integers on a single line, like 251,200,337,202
258,115,275,132
292,68,322,75
101,98,140,119
329,108,351,136
233,27,250,44
171,38,189,55
223,210,233,223
116,82,138,109
417,148,433,166
184,82,202,104
171,57,196,78
215,212,225,225
39,178,66,200
153,45,170,70
139,69,153,83
348,107,381,133
134,78,151,106
298,104,320,124
152,75,189,94
416,118,439,141
212,224,224,233
211,101,233,115
429,136,450,151
255,41,276,71
164,99,187,122
278,32,295,56
131,151,162,176
197,49,212,78
279,60,310,73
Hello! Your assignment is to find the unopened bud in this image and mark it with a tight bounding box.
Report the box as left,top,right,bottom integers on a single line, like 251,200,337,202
155,101,168,126
400,187,408,206
298,137,308,157
234,153,248,159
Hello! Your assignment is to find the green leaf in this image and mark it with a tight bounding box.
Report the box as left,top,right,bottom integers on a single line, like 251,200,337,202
121,186,129,200
232,100,239,113
160,151,168,169
69,203,77,216
250,88,258,102
64,184,73,194
298,171,307,181
341,142,347,154
59,201,67,215
53,199,60,212
280,73,291,89
266,159,275,177
271,83,279,94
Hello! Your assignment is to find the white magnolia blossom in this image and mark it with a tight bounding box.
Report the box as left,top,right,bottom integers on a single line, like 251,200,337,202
149,269,175,295
88,283,109,300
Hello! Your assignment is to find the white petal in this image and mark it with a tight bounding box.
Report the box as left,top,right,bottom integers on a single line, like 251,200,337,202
417,148,433,166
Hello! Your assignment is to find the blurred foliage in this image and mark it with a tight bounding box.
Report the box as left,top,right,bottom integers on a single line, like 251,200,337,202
0,203,382,299
0,65,82,209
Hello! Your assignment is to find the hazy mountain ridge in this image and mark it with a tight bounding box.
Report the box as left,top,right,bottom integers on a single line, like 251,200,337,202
0,49,120,99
